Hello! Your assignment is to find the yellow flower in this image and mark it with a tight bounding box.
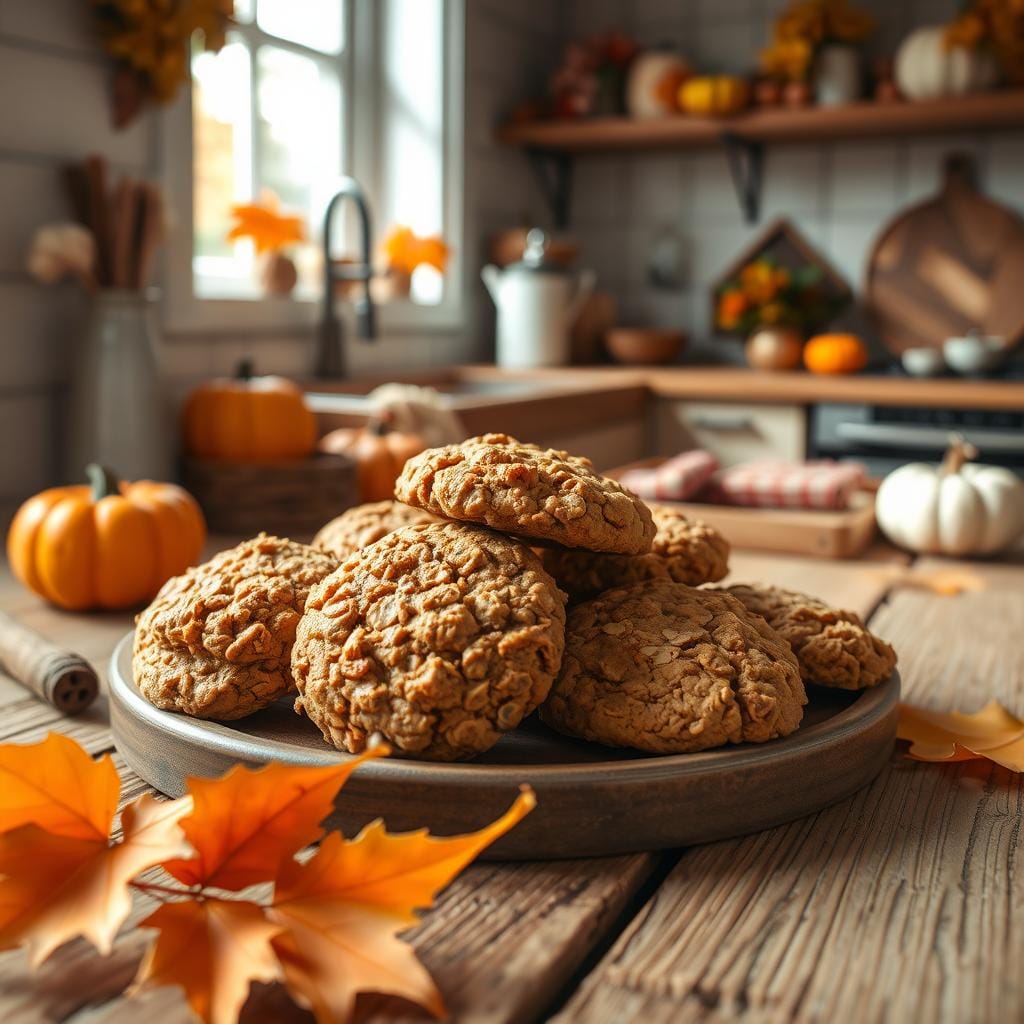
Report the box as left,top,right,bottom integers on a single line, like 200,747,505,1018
760,37,814,80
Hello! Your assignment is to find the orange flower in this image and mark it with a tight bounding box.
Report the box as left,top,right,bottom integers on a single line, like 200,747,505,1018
740,260,786,304
384,226,450,275
227,194,305,254
717,289,749,329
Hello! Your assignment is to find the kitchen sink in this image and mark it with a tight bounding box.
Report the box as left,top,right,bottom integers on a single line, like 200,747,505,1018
305,377,566,414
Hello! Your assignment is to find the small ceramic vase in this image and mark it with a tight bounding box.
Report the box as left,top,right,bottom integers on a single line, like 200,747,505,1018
745,326,803,371
814,44,863,106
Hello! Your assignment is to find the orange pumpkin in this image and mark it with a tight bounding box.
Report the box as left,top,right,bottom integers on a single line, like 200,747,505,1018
6,465,206,611
803,333,869,375
319,416,425,502
182,360,316,462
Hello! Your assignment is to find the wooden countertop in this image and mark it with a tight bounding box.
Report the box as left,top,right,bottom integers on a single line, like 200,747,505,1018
1,544,1022,1022
456,364,1024,410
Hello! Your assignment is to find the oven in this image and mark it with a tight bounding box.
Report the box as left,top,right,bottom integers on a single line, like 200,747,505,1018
809,403,1024,477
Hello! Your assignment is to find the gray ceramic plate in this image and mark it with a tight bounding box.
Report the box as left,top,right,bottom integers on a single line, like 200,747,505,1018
109,632,899,860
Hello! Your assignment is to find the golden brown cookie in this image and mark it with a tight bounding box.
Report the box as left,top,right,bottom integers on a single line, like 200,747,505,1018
722,584,897,690
313,500,438,560
133,534,338,720
292,521,566,761
541,503,730,603
394,433,655,555
540,581,806,754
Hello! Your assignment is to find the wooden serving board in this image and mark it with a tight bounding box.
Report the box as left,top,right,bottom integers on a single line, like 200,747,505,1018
109,633,899,860
865,153,1024,353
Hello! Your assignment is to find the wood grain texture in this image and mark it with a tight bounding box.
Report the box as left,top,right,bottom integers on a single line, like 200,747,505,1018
556,555,1024,1024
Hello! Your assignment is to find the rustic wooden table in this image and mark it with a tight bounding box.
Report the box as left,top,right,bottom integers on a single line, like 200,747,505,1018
1,544,1022,1024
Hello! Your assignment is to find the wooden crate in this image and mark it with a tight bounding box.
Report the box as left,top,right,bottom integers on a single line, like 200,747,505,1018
608,457,877,559
183,453,358,537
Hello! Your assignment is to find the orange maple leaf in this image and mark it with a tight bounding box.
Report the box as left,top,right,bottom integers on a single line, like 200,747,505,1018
0,731,119,839
897,701,1024,772
268,787,535,1022
163,750,384,891
0,793,191,965
133,898,282,1024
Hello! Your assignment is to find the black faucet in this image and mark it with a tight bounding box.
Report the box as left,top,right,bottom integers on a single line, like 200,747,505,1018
316,176,377,378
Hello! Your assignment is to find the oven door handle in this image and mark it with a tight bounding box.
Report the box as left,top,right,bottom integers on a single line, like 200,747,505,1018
835,421,1024,453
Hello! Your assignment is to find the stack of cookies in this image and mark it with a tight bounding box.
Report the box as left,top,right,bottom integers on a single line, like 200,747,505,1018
133,432,896,762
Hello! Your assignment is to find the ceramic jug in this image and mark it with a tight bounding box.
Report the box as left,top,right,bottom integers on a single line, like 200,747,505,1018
482,229,595,368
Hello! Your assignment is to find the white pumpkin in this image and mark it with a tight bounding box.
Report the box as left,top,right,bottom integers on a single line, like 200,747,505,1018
626,50,690,119
895,26,999,101
876,438,1024,556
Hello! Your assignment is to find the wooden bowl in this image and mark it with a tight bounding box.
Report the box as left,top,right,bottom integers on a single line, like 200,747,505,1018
606,327,686,365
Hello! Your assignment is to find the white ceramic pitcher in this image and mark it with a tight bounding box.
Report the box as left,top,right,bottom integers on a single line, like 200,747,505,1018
482,229,595,368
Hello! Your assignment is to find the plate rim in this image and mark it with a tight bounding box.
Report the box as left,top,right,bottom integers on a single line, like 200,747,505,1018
110,630,901,785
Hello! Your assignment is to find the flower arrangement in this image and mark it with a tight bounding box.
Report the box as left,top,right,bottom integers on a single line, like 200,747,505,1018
383,226,450,276
760,0,875,82
946,0,1024,84
227,193,305,296
547,31,638,118
92,0,234,127
716,258,839,333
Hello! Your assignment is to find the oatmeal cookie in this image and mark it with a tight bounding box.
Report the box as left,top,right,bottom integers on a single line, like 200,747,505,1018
313,500,438,560
722,584,896,690
394,433,655,555
292,521,566,761
134,534,338,719
541,503,729,603
540,581,806,754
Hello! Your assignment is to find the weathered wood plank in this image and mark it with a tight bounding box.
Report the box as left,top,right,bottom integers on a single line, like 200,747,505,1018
555,556,1024,1024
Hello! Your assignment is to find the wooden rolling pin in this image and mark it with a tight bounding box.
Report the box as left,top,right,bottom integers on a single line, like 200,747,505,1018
0,612,99,715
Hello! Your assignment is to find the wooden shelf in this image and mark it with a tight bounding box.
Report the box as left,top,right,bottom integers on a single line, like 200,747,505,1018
498,90,1024,153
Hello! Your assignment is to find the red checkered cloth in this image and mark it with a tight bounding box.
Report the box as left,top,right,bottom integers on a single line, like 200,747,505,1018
702,460,867,510
618,450,719,502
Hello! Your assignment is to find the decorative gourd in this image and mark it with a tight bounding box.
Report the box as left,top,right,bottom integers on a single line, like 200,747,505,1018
6,464,206,611
319,416,425,502
876,437,1024,555
745,327,803,371
678,76,749,116
894,26,999,101
182,360,316,462
803,333,868,374
626,50,690,118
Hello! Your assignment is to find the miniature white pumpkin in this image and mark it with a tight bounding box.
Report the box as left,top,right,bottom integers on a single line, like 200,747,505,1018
876,437,1024,556
626,50,690,119
894,26,999,101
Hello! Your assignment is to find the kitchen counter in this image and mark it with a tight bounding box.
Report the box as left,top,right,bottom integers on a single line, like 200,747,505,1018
2,545,1023,1023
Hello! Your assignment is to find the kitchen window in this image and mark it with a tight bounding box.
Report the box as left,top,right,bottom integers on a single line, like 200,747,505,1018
162,0,463,334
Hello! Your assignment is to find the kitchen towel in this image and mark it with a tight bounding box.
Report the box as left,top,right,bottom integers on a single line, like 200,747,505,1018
704,459,867,510
617,450,719,502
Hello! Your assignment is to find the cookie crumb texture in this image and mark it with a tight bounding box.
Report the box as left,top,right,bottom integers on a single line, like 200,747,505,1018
541,581,806,754
395,433,655,555
133,535,339,720
292,522,567,761
542,503,730,603
313,500,437,560
724,584,897,690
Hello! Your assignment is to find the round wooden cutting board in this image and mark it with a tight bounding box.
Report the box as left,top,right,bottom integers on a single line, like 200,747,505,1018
865,153,1024,354
109,633,899,860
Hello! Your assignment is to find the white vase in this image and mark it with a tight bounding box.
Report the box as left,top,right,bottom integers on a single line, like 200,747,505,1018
65,289,173,482
814,44,862,107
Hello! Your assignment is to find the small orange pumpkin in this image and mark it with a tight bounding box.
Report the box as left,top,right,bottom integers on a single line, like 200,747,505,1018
803,333,869,375
319,416,425,502
6,465,206,611
182,360,316,462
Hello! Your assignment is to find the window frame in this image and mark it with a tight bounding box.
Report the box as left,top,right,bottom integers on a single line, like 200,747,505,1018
160,0,464,338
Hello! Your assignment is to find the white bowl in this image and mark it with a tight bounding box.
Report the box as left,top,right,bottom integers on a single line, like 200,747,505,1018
901,347,945,377
943,334,1006,375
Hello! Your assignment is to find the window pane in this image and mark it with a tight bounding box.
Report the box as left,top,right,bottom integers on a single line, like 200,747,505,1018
381,0,445,304
256,45,342,292
193,39,255,297
257,0,344,54
234,0,254,22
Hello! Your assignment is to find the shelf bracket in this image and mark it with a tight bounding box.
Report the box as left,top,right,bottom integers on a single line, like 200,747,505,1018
721,132,764,225
525,149,574,229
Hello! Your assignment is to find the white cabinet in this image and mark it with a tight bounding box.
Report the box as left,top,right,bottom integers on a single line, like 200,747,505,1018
655,399,806,466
